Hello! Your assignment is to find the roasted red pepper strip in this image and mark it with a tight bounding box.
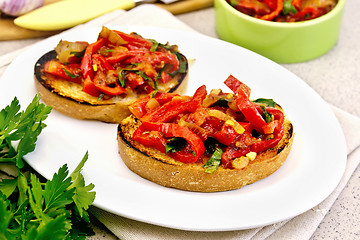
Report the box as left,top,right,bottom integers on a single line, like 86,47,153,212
224,75,250,96
134,122,205,163
224,75,267,134
126,72,145,89
92,54,114,71
83,76,102,97
129,92,179,118
230,0,271,16
260,0,283,21
113,30,153,49
263,0,278,11
222,146,251,168
161,71,172,83
93,72,126,96
141,85,207,123
129,93,175,118
169,148,201,164
291,0,302,10
251,120,284,152
141,97,187,122
43,60,82,84
289,6,325,21
132,125,167,152
106,49,147,64
152,51,179,73
251,107,285,152
214,124,238,146
80,37,107,79
266,107,284,124
90,54,126,96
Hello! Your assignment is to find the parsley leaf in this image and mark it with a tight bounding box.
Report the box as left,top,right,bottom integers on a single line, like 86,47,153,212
0,95,52,168
69,151,95,220
0,95,95,239
0,192,13,239
43,165,75,217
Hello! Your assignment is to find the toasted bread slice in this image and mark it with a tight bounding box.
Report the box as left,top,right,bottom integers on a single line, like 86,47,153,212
34,50,188,123
118,113,294,193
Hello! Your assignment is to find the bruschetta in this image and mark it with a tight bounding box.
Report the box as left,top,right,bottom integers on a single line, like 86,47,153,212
34,26,188,123
118,75,294,192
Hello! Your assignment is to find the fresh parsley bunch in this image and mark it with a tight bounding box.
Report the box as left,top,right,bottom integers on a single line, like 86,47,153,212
0,95,96,239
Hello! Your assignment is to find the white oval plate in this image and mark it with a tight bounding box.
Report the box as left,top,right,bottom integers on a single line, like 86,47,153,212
0,26,346,231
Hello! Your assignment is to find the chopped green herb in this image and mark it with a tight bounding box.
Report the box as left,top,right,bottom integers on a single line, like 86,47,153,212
202,148,223,173
118,70,126,87
165,137,187,155
70,49,86,58
137,71,158,90
253,98,277,107
175,52,187,74
62,68,79,79
149,39,159,52
204,137,225,155
128,63,141,67
97,93,105,101
230,0,239,7
169,53,187,78
211,98,230,108
261,105,272,123
151,89,158,98
282,0,298,15
156,64,167,82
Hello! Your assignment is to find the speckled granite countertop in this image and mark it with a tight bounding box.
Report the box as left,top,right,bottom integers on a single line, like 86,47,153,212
1,0,359,239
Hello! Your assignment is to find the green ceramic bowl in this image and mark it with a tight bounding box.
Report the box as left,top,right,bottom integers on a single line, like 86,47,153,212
214,0,346,63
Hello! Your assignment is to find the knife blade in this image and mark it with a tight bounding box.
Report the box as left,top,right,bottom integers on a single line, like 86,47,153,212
14,0,181,31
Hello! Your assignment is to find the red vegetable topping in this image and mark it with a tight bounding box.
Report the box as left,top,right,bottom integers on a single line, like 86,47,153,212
130,75,286,168
227,0,337,22
45,27,183,98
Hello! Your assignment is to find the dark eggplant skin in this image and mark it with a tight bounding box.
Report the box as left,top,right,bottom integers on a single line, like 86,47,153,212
34,50,57,90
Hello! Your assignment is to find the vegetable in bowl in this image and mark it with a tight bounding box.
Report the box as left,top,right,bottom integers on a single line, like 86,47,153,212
227,0,338,22
215,0,345,63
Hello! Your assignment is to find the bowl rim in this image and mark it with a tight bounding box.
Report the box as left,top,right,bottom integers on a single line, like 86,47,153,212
217,0,346,28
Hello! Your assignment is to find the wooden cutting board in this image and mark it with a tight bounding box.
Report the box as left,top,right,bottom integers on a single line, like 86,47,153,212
0,0,213,41
0,0,62,40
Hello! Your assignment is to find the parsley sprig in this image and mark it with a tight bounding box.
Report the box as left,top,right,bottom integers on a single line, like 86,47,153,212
0,95,52,168
0,95,96,239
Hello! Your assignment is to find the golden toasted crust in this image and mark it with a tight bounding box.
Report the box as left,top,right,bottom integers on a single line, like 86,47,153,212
34,50,188,123
118,114,294,192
